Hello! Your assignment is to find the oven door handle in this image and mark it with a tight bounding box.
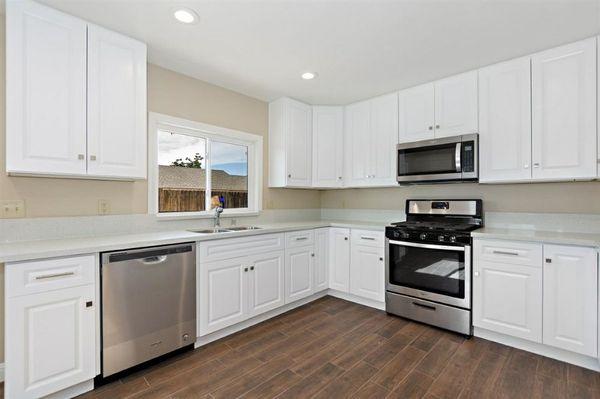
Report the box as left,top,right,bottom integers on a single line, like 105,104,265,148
388,239,466,252
455,142,462,172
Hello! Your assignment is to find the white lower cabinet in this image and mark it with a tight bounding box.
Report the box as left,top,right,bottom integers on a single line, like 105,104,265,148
543,244,598,357
329,228,351,292
350,243,385,302
314,228,330,291
473,239,599,359
285,245,315,303
248,252,285,318
6,255,97,399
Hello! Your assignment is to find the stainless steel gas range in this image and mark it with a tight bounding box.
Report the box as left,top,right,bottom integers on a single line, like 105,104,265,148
385,199,483,335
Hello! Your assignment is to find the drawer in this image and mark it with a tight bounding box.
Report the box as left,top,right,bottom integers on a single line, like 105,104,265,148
6,254,96,298
474,239,542,267
199,233,284,262
285,230,315,249
351,229,384,248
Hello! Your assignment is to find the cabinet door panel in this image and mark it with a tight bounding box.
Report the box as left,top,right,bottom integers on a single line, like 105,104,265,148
532,38,597,180
248,251,285,318
479,57,532,183
6,0,87,175
312,107,344,187
344,101,371,186
286,100,312,186
199,258,247,335
398,83,435,143
473,261,542,342
313,228,330,292
87,24,147,179
329,228,351,292
350,244,385,302
285,246,314,303
6,285,95,399
434,71,478,138
543,244,597,356
370,93,399,185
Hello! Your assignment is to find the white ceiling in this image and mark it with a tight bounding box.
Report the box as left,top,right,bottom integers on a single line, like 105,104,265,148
33,0,600,105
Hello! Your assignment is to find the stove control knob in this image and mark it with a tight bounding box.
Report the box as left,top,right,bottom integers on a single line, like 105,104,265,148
438,235,445,242
402,232,410,239
449,235,457,243
419,233,427,240
392,231,400,239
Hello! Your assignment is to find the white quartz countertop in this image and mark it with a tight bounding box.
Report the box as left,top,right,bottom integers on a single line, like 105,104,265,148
472,227,600,248
0,220,386,263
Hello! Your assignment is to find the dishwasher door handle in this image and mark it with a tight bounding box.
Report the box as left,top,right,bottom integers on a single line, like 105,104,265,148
140,255,168,265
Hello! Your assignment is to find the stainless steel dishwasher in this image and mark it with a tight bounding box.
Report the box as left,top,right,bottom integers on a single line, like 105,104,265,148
101,243,196,377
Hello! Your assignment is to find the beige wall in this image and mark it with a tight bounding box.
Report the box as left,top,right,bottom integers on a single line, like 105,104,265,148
321,181,600,214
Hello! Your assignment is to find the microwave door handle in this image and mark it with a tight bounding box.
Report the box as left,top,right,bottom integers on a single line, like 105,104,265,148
455,143,462,172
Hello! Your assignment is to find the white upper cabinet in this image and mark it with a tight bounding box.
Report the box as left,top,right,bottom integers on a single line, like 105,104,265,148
543,244,598,357
312,106,344,187
87,25,147,179
6,0,87,176
344,93,398,187
398,83,435,143
531,38,597,181
268,97,312,187
6,0,148,180
479,57,532,183
434,71,478,138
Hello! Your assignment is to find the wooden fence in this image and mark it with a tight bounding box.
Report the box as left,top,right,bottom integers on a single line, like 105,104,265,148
159,189,248,212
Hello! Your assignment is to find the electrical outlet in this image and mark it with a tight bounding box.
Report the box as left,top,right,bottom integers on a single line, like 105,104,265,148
0,200,25,218
230,219,237,226
98,199,111,215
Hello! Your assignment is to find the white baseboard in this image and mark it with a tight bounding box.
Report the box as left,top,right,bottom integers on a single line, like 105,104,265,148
474,327,600,372
327,289,385,310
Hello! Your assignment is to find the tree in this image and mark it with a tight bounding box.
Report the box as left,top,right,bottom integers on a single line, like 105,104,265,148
172,153,203,168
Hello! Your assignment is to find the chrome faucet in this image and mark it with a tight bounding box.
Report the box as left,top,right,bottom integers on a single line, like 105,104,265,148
213,205,224,229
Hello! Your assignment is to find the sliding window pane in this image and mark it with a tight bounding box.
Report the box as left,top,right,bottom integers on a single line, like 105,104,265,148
210,141,248,209
158,130,207,212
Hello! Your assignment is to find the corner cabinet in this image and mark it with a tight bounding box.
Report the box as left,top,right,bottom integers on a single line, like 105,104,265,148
268,97,312,187
329,228,351,292
6,0,147,180
5,255,97,399
312,106,344,188
344,93,398,187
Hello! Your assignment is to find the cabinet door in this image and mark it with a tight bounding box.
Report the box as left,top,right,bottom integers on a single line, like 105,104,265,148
6,285,95,399
199,258,248,335
6,0,87,176
285,245,314,303
350,244,385,302
312,106,344,187
543,244,597,357
329,228,351,292
398,83,435,143
434,71,478,138
248,251,285,318
479,57,532,183
369,93,399,186
473,261,542,342
344,101,371,186
314,228,330,292
286,99,312,186
532,38,597,180
87,24,147,179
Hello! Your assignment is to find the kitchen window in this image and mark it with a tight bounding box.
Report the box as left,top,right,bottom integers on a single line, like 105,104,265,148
148,113,263,218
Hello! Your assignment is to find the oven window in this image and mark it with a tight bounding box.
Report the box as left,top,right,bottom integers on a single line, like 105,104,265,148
389,244,465,298
398,143,458,176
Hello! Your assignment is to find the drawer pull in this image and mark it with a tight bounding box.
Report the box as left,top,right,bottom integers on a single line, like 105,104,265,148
545,258,552,263
35,271,75,280
360,236,376,241
492,250,519,256
295,237,308,241
412,302,436,311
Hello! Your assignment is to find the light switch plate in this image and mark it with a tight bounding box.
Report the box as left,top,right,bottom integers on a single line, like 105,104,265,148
0,200,25,218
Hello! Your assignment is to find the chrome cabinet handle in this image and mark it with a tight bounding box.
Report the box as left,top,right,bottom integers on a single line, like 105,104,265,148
250,266,255,270
344,237,348,241
295,236,308,241
361,236,376,241
379,257,383,261
492,250,519,256
90,155,97,161
435,125,440,129
35,271,75,280
428,126,433,130
288,173,291,178
77,154,85,160
533,163,540,168
244,267,249,272
545,258,552,263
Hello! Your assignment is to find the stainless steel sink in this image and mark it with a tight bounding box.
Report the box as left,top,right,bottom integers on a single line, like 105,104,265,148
188,228,232,234
227,226,262,231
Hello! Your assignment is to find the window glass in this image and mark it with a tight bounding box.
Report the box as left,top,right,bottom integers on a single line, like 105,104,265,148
158,130,207,213
210,141,248,209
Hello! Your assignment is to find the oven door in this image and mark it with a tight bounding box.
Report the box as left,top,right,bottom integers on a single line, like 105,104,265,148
386,239,471,309
397,139,462,182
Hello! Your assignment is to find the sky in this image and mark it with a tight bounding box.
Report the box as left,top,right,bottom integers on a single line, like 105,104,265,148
158,130,248,176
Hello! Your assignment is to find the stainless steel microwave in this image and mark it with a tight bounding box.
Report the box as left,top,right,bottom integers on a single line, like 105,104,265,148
396,134,478,184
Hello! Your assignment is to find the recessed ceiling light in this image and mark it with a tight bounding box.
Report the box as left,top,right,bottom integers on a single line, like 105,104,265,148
173,8,198,24
301,72,317,80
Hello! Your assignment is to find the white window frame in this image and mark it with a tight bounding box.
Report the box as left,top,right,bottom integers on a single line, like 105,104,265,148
148,112,263,220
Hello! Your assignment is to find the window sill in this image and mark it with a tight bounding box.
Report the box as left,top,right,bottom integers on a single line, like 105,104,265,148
155,209,260,221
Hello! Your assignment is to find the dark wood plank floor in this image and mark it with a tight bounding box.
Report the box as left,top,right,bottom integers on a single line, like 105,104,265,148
69,296,600,399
